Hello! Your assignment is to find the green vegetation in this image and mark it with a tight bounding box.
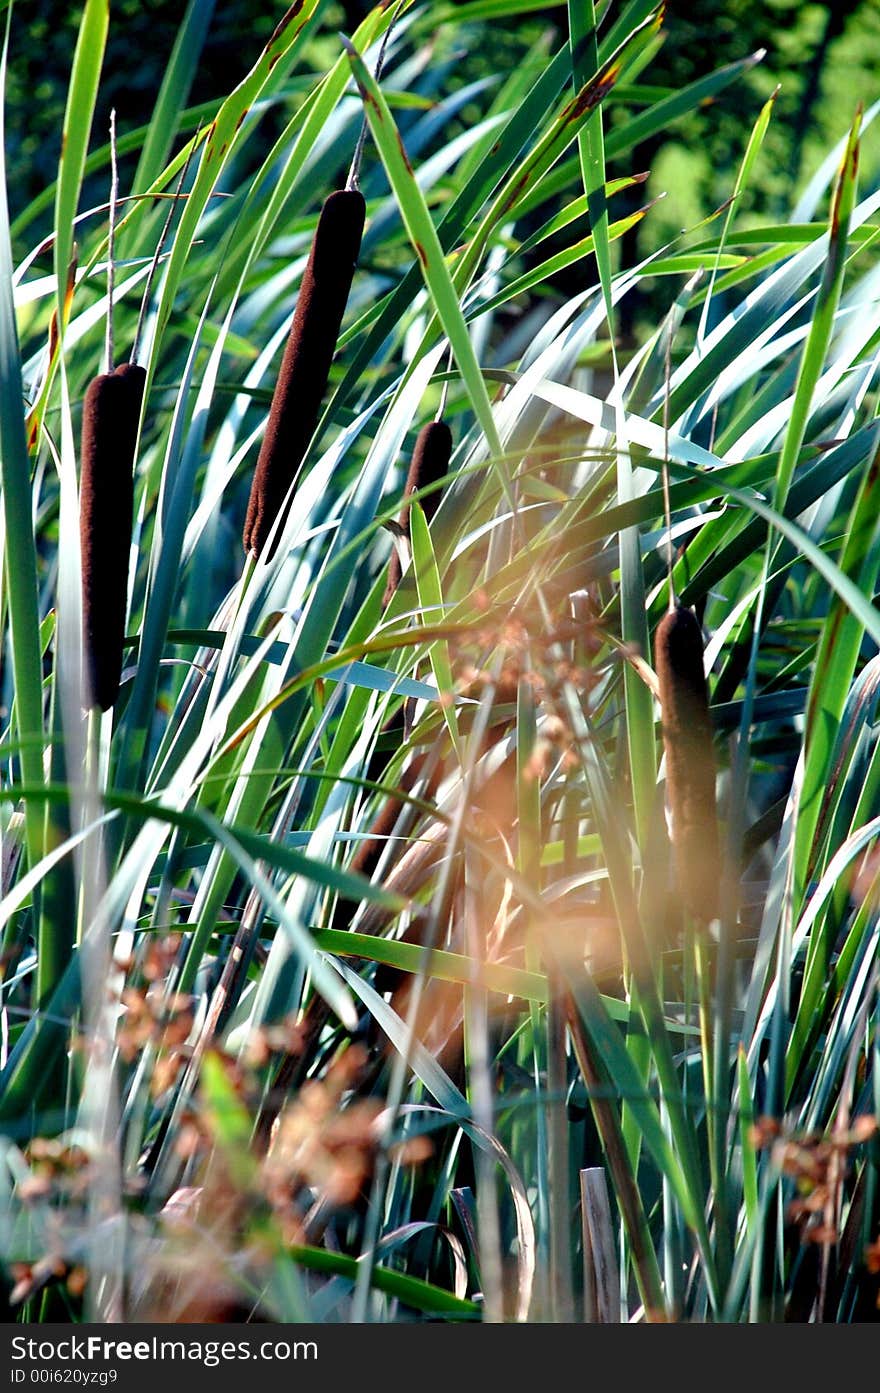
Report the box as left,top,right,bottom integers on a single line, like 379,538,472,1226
0,0,879,1323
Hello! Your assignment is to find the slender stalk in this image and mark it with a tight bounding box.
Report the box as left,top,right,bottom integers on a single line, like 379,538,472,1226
566,1000,666,1319
351,672,499,1322
547,982,574,1321
105,109,118,374
463,846,504,1322
0,17,47,993
131,125,201,366
345,1,402,192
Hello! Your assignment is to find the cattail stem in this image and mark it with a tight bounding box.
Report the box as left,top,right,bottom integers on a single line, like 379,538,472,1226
382,420,452,609
131,126,201,367
243,188,366,559
105,110,118,376
662,318,674,610
80,363,146,711
654,603,719,923
435,342,453,423
345,1,403,192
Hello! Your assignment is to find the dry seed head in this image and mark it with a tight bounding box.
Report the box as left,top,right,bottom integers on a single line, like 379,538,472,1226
382,420,453,608
243,188,366,559
79,362,146,711
654,603,720,923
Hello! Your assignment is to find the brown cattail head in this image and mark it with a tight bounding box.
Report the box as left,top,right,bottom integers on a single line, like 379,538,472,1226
654,603,720,923
382,420,453,609
243,188,366,560
80,362,146,711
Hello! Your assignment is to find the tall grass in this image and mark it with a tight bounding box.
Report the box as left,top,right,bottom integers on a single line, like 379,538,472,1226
0,0,878,1323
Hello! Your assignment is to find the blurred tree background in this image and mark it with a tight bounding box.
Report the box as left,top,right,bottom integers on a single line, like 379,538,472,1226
7,0,879,330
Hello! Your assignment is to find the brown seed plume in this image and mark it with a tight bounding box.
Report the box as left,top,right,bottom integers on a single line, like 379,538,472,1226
243,188,366,559
654,604,720,923
382,420,452,609
80,363,146,711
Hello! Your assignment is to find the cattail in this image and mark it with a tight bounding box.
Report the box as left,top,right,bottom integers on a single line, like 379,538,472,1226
347,782,409,882
350,752,433,880
80,362,146,711
243,188,366,559
329,749,439,938
382,420,453,609
654,603,720,923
